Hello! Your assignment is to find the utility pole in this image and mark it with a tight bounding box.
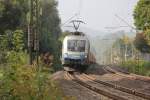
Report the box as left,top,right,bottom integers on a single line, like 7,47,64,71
28,0,40,65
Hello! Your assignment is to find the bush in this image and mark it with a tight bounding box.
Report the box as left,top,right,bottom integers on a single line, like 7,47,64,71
0,52,73,100
0,65,70,100
12,30,25,51
6,51,28,65
121,60,150,76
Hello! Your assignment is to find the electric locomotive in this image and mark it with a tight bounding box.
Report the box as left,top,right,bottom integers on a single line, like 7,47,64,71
61,32,90,67
61,20,96,71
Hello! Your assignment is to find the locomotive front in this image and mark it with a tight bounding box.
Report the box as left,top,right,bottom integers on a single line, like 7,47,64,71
62,35,90,66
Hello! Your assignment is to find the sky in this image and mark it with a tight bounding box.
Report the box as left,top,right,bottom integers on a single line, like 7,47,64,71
57,0,139,32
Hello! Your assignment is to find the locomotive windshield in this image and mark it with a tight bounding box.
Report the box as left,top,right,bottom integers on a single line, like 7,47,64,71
67,40,86,52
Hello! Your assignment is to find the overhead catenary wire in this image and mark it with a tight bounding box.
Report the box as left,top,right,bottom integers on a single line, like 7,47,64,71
115,14,136,31
61,13,79,27
105,26,129,29
61,0,84,27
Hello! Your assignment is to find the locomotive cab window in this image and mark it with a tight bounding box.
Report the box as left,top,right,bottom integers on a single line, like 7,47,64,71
67,40,86,52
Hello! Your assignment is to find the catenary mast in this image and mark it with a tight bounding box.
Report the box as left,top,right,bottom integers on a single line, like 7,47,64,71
28,0,40,65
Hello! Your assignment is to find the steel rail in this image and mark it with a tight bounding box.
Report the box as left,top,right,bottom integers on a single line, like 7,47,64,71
82,74,150,100
65,72,145,100
105,66,150,83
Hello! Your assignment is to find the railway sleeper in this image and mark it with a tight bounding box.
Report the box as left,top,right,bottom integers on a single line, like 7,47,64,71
73,78,128,100
82,74,150,100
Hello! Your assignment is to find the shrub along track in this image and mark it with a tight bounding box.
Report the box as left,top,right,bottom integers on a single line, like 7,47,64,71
65,71,148,100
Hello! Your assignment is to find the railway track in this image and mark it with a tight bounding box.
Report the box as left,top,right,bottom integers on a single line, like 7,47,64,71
82,74,150,100
104,66,150,83
65,71,148,100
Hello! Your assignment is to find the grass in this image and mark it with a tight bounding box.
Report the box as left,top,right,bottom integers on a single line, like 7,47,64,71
120,60,150,76
0,51,75,100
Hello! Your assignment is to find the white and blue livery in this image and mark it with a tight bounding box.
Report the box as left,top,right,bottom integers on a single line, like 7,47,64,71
62,34,90,66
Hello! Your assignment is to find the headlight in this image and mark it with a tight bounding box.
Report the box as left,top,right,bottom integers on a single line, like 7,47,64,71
64,53,68,57
80,54,87,58
85,55,88,58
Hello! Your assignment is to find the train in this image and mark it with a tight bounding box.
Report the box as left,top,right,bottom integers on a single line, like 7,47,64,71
61,31,96,70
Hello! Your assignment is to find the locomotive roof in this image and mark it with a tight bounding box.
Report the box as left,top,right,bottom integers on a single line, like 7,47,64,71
70,31,85,36
64,34,88,40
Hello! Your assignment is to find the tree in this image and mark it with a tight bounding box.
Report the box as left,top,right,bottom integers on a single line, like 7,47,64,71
134,32,150,53
134,0,150,30
134,0,150,53
122,35,130,61
0,0,28,34
39,0,62,69
39,0,61,53
112,35,135,63
0,0,62,69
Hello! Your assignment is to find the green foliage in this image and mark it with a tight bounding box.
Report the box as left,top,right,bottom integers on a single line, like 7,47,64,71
0,34,10,64
0,35,9,50
0,0,67,99
134,32,150,53
134,0,150,30
6,51,28,65
121,60,150,76
12,30,25,51
113,35,132,50
0,0,27,33
0,0,62,70
0,29,25,64
0,65,67,100
0,30,25,61
145,29,150,44
134,0,150,53
112,35,135,63
39,0,62,70
39,32,62,71
40,0,61,53
0,52,72,100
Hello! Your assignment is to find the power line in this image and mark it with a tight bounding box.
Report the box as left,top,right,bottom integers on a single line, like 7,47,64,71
61,13,79,27
115,14,136,30
61,0,84,27
105,26,129,29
